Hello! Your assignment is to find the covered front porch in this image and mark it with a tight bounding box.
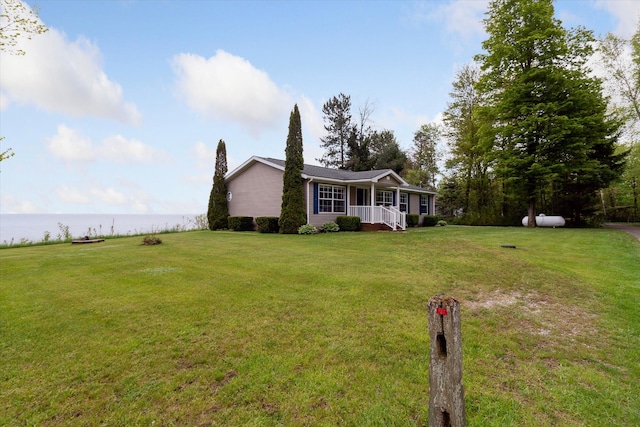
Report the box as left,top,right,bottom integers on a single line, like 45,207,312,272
349,205,406,231
347,184,406,231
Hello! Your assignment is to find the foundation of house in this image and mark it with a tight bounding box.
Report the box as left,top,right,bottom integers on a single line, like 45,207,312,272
360,223,395,232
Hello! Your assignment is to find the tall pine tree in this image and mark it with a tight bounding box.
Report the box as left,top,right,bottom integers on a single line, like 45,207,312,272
318,93,353,169
207,140,229,230
279,105,307,234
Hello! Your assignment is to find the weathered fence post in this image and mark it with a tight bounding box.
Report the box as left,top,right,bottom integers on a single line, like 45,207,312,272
428,295,466,427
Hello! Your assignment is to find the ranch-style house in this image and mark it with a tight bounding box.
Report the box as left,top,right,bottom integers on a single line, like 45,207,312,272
225,156,437,231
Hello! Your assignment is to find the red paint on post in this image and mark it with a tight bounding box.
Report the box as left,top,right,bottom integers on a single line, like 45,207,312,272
436,307,448,316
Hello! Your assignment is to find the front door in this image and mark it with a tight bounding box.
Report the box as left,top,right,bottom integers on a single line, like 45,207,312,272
356,188,368,206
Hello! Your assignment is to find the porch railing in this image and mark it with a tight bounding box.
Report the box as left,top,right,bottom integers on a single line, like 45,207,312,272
348,206,406,231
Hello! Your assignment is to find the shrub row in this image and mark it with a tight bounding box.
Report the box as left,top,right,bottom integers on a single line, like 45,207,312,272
407,214,420,227
256,216,279,233
336,216,361,231
227,216,254,231
422,215,439,227
225,215,443,231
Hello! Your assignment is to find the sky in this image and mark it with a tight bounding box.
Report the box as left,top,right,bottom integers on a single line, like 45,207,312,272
1,0,639,214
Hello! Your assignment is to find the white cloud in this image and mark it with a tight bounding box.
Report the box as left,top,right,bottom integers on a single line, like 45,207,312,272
408,0,489,41
172,50,292,134
595,0,640,38
0,92,8,110
184,172,212,185
55,186,92,204
297,96,325,165
0,194,42,214
52,182,152,211
101,135,167,163
379,107,433,134
90,187,127,205
46,125,96,162
46,125,166,163
0,7,141,124
193,141,217,169
130,198,150,213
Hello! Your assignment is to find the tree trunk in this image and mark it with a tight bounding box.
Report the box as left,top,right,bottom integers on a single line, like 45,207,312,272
527,198,537,227
633,177,638,221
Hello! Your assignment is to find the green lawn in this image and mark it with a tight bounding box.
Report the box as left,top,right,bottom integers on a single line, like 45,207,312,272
1,226,638,426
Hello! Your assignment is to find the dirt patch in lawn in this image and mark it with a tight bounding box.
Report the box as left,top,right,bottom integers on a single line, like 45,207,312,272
464,289,598,342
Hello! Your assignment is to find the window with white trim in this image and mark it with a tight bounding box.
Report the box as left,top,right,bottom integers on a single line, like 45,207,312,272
376,190,393,206
400,193,408,213
319,184,345,213
420,195,429,214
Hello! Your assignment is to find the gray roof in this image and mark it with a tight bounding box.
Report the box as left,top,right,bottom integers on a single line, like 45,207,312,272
260,157,393,181
259,157,435,194
226,156,436,194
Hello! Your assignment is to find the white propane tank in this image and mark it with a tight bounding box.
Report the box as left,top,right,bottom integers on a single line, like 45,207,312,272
521,214,565,227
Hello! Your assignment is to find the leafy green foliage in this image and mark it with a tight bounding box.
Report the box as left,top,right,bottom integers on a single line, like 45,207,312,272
405,124,441,188
279,105,307,234
207,140,229,230
320,221,340,233
442,64,500,222
406,214,420,228
227,216,253,231
369,130,407,174
336,216,361,231
0,136,14,163
0,0,49,56
422,215,439,227
297,224,317,234
256,216,280,233
474,0,624,226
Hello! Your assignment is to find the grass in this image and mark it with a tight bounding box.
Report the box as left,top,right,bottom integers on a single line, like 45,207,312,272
1,226,638,426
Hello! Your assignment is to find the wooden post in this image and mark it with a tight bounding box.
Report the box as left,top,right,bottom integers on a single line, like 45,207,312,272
428,295,466,427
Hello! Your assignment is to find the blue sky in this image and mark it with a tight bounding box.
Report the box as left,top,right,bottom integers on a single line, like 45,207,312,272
1,0,639,214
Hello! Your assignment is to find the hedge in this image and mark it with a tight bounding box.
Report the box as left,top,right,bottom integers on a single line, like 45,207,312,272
336,216,361,231
407,214,420,227
422,215,440,227
256,216,279,233
228,216,254,231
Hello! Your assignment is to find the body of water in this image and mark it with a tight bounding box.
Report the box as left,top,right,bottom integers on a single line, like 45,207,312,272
0,214,205,244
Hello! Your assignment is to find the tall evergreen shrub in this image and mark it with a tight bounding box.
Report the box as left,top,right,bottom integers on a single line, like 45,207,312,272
207,140,229,230
279,105,307,234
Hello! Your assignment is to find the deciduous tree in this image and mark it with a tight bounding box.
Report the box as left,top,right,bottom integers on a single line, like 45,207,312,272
405,123,441,189
1,0,48,163
598,21,640,135
0,0,48,55
442,64,498,219
476,0,624,226
207,140,229,230
345,100,375,171
279,105,307,234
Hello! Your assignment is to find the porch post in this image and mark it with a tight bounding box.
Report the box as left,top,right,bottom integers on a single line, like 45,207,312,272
346,185,350,215
306,180,311,224
370,183,375,223
396,186,400,208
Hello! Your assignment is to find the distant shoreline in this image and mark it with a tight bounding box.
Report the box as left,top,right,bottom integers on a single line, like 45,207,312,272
0,213,205,245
